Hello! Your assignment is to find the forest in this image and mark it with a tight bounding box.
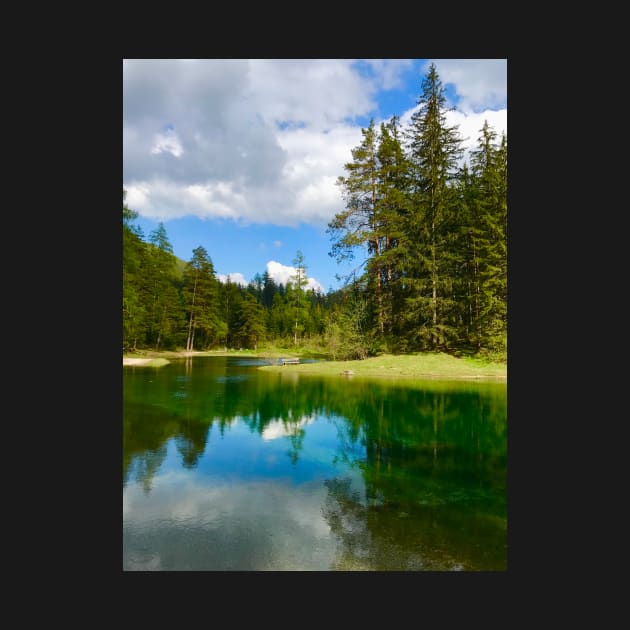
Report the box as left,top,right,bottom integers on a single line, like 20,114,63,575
123,64,506,361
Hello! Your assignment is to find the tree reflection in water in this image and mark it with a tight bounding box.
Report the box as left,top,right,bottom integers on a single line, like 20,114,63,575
124,357,506,569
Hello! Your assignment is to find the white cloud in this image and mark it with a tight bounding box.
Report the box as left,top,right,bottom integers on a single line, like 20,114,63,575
216,261,325,292
273,240,282,248
446,108,507,155
123,60,371,227
247,59,375,130
124,60,506,228
400,104,507,168
363,59,413,89
262,414,316,441
266,260,324,293
151,127,184,157
427,59,507,114
217,272,248,287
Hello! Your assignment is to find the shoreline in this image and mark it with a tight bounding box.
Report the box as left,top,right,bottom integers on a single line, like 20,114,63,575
259,356,506,382
123,349,506,381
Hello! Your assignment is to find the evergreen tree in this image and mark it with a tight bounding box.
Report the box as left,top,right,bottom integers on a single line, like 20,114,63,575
291,250,309,345
122,190,147,351
145,223,179,350
328,119,380,308
375,116,411,340
261,270,277,309
232,292,266,350
451,162,479,350
182,246,221,351
468,122,507,354
324,281,369,360
404,63,464,350
219,278,244,348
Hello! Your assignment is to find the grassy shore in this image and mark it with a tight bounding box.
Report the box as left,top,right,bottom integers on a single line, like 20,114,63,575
123,348,506,381
259,352,506,381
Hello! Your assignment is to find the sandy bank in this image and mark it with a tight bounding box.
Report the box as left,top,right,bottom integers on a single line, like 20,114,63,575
123,357,170,367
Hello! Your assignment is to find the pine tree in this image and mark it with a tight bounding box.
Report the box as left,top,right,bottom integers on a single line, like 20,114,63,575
375,116,411,340
291,250,309,345
219,278,244,349
145,223,179,351
183,246,221,351
122,190,147,351
261,270,277,309
451,162,479,350
328,119,381,319
468,122,507,354
232,292,266,350
404,63,464,350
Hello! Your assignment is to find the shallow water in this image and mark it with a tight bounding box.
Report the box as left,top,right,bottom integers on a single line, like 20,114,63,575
123,356,507,570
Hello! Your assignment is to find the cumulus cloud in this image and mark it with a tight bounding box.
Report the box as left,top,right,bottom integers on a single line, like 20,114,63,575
247,59,375,130
217,272,248,287
363,59,413,89
446,108,507,155
124,59,506,228
216,261,324,291
400,104,507,168
123,59,375,226
266,260,324,293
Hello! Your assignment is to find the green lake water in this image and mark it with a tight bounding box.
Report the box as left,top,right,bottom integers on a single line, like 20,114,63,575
123,356,507,571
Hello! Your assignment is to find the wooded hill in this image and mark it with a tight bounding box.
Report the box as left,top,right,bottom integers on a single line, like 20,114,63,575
123,64,506,361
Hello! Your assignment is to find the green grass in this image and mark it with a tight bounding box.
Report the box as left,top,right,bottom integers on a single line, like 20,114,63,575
258,352,506,381
143,358,170,367
123,347,506,381
256,342,328,360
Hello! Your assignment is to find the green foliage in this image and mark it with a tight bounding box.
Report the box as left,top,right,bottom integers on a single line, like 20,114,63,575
231,292,266,349
325,64,506,360
183,246,223,350
324,283,370,360
122,64,506,361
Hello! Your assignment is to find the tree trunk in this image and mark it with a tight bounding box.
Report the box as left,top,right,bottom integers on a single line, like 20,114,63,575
186,273,198,351
155,305,166,351
431,218,438,347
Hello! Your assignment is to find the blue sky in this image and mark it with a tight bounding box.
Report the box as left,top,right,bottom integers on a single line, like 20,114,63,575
123,59,507,293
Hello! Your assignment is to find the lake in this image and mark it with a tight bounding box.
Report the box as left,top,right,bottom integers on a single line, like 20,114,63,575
123,356,507,571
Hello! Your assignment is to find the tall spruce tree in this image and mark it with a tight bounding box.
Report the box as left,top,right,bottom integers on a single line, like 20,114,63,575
404,63,463,350
261,270,277,309
451,162,479,349
145,223,179,350
183,246,220,351
328,119,382,326
468,121,507,354
375,116,411,339
291,250,308,345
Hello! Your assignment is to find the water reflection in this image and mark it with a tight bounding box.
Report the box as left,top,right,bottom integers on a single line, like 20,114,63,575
123,357,507,570
123,474,338,571
124,360,505,487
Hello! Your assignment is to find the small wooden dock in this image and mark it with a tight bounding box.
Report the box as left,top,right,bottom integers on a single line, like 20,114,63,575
279,357,300,365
